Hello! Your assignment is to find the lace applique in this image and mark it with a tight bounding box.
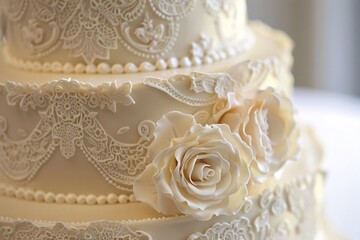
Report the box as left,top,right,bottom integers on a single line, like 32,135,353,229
229,59,282,95
0,0,198,64
20,20,61,58
203,0,245,46
191,34,214,63
188,217,255,240
0,220,152,240
143,72,235,107
119,13,178,59
149,0,196,20
5,78,135,111
0,79,156,191
190,72,235,99
188,175,317,240
60,1,120,64
144,60,282,106
190,219,257,240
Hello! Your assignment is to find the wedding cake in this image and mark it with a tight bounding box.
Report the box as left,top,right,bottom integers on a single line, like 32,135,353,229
0,0,330,239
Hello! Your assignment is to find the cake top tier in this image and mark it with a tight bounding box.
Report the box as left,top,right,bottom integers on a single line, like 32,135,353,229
0,0,254,74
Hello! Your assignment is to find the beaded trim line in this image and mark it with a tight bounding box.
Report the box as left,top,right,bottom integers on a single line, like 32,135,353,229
0,184,136,205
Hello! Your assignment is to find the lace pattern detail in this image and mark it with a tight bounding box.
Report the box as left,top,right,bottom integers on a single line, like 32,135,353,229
188,175,317,240
143,59,285,108
0,0,197,64
203,0,245,45
0,79,156,191
143,72,235,106
149,0,196,20
0,220,152,240
0,174,319,239
189,217,255,240
119,13,179,60
1,0,252,66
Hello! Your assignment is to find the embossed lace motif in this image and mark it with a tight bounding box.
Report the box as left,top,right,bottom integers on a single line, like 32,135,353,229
188,176,317,240
1,0,198,64
0,220,152,240
0,79,156,191
144,72,235,106
1,0,249,65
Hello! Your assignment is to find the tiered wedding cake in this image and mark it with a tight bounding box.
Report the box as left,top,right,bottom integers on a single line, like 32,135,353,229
0,0,329,239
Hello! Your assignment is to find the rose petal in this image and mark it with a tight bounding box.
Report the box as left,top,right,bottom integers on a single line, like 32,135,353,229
150,111,196,156
133,164,179,215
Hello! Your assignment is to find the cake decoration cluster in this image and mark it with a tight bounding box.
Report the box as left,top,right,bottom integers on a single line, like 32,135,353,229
0,58,297,209
133,65,299,220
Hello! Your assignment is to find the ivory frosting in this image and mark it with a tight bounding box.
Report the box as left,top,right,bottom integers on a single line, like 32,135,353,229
0,0,253,72
0,0,330,237
0,22,295,197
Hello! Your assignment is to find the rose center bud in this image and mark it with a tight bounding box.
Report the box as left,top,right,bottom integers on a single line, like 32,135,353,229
192,162,215,182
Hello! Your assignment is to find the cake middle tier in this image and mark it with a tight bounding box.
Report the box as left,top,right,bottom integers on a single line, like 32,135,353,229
0,22,293,198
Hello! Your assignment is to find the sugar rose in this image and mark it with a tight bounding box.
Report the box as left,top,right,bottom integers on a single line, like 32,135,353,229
220,88,299,183
133,111,252,221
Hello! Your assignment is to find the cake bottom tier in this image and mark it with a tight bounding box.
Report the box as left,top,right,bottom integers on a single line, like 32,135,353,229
0,127,335,239
0,172,326,240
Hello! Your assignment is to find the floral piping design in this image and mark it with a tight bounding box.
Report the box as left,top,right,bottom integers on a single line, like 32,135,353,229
0,79,156,191
144,59,283,106
143,71,237,124
0,175,318,240
188,175,317,240
0,220,152,240
1,0,251,65
0,0,198,64
144,72,235,106
188,217,255,240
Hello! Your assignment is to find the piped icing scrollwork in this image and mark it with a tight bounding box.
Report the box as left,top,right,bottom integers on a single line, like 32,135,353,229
0,79,156,191
1,0,252,71
144,72,235,106
0,58,293,195
0,173,319,240
0,220,152,240
188,175,317,240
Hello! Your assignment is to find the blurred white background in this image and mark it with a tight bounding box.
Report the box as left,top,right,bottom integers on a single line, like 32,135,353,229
249,1,360,239
248,0,360,96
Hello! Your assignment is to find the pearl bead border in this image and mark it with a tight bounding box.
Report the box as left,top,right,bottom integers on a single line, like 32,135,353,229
2,32,255,75
0,184,137,205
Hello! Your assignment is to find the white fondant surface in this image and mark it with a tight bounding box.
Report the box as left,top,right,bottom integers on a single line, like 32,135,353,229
0,22,291,86
1,0,250,68
0,3,338,236
0,22,294,197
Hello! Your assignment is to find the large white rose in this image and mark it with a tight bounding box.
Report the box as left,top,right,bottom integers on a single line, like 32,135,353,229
220,88,299,183
133,111,252,221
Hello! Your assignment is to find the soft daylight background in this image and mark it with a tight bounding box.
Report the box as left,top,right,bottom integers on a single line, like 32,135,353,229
248,0,360,239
